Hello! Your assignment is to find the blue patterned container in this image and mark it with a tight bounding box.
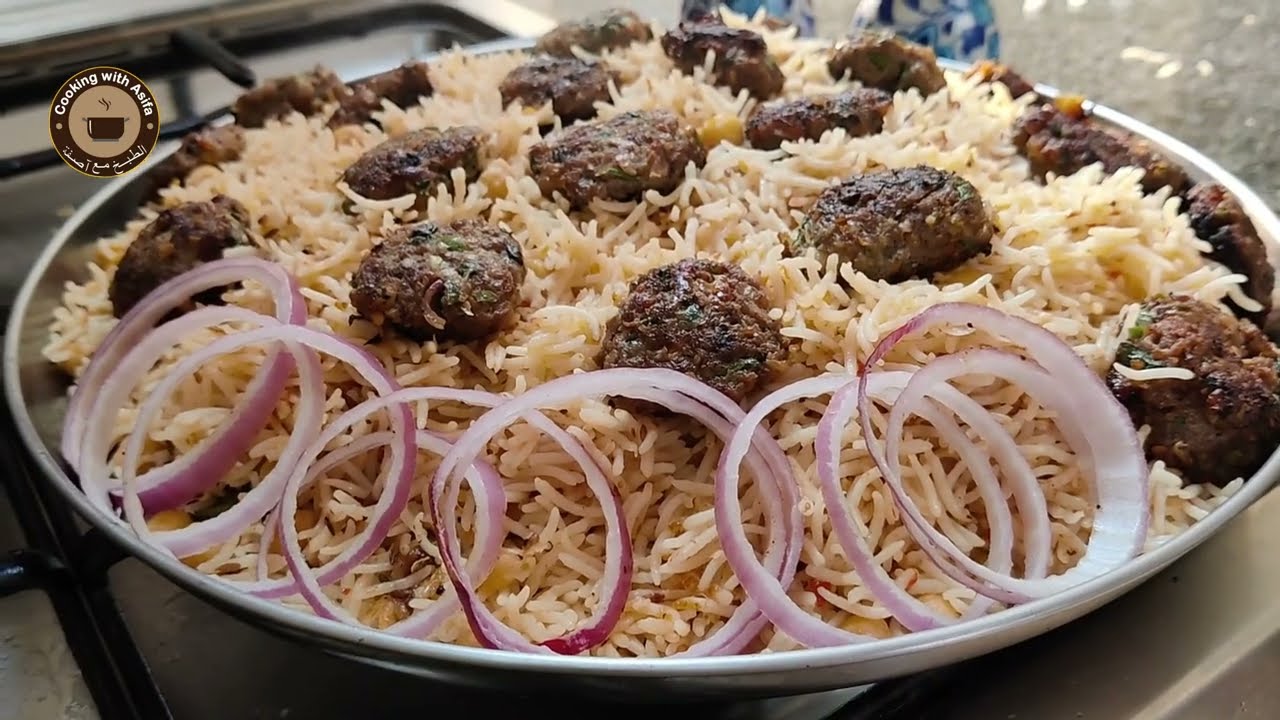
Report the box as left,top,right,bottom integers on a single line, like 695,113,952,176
850,0,1000,61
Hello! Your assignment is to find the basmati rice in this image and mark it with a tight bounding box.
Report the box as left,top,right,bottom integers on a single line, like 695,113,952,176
43,16,1243,656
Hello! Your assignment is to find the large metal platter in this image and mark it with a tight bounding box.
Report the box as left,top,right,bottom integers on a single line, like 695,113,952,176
6,37,1279,700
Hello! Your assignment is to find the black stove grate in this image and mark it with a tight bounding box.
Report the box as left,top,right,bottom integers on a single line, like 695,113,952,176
0,1,505,179
0,408,172,720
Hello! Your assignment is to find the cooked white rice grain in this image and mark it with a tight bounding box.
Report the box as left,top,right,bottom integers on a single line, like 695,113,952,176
45,20,1245,656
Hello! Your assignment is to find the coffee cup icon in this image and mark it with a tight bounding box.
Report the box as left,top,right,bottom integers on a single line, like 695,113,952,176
83,97,128,141
84,116,128,140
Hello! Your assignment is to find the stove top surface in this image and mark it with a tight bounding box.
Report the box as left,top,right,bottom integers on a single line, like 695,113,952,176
3,2,1279,719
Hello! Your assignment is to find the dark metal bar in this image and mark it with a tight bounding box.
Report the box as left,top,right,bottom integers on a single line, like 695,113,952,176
170,28,257,88
0,0,508,179
75,529,133,586
827,664,974,720
0,409,172,720
0,548,64,598
0,107,229,180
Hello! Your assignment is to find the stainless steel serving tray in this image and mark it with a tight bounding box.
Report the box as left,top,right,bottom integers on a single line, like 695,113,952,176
6,37,1279,700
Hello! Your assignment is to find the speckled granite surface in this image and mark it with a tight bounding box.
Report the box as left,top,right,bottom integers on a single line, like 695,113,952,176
989,0,1279,206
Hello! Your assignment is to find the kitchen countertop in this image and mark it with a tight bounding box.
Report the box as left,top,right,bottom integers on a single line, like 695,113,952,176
989,0,1279,207
2,1,1277,718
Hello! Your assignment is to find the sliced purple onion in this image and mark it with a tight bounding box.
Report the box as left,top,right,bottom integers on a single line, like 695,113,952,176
386,429,507,639
645,389,798,658
112,322,327,557
718,374,880,647
255,427,505,638
65,257,1154,654
716,370,1012,646
814,372,1015,630
429,368,792,655
856,303,1149,601
882,355,1051,587
66,257,305,514
75,305,319,520
233,327,415,620
251,387,509,623
241,386,528,601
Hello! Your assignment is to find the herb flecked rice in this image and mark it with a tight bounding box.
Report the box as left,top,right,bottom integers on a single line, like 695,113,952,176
44,15,1243,656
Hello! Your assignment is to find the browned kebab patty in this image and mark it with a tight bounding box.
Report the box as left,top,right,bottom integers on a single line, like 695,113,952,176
499,56,618,124
349,219,526,342
827,30,946,96
147,124,246,194
534,7,653,57
964,60,1038,100
745,87,893,150
231,66,347,128
528,109,706,208
1185,182,1275,324
660,13,784,100
788,165,994,282
599,258,785,403
1107,295,1280,486
328,61,434,128
108,195,251,317
340,126,485,205
1012,97,1191,196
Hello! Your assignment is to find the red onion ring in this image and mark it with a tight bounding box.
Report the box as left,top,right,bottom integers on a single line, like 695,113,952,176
113,322,326,558
814,372,1015,630
415,385,793,656
642,389,798,658
253,432,398,584
431,385,630,654
253,432,401,584
716,371,1012,646
214,327,417,621
718,375,880,647
889,348,1148,598
856,303,1148,601
241,387,524,601
68,263,1151,650
130,351,295,515
208,367,789,654
826,374,1042,607
430,368,790,655
250,427,507,595
882,358,1051,585
78,304,301,515
386,430,506,639
252,428,505,638
895,394,1013,622
258,387,512,623
65,258,304,513
110,310,313,512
